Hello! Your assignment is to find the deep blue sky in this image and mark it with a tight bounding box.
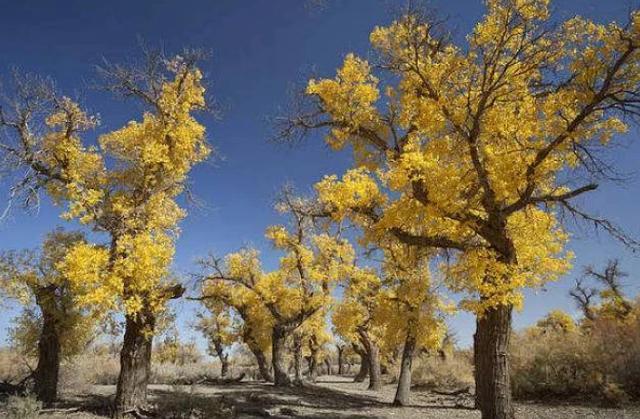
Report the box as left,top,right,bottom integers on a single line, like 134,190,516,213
0,0,638,350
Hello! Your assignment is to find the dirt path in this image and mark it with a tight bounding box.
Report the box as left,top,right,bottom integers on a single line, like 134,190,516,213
9,375,640,418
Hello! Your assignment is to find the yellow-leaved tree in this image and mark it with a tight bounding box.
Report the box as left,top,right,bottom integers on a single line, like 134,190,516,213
277,1,640,417
195,301,238,378
0,229,101,404
332,241,445,404
199,193,354,386
0,50,211,415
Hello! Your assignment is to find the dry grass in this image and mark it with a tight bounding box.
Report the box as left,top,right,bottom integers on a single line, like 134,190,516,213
510,312,640,405
411,352,474,392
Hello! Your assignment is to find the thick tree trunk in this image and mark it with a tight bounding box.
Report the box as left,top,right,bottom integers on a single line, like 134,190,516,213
353,348,369,383
359,331,382,391
33,293,61,405
272,325,291,386
249,345,273,382
337,346,344,375
474,304,514,419
393,334,416,406
114,310,155,418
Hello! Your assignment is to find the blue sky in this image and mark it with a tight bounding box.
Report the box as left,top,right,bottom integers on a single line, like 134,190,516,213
0,0,638,351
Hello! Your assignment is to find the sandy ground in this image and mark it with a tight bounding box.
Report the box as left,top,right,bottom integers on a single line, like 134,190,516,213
3,376,640,418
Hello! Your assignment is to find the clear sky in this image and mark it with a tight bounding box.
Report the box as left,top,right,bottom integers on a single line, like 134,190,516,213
0,0,638,350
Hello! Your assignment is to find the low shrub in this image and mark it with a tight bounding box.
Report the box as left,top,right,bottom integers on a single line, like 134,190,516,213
4,393,41,419
411,352,474,391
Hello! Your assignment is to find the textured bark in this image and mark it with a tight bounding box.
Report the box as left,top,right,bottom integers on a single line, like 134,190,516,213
353,347,369,383
474,304,514,419
358,331,382,391
114,310,155,418
212,339,229,378
393,334,416,406
293,335,304,385
33,288,61,405
272,325,292,386
249,345,273,382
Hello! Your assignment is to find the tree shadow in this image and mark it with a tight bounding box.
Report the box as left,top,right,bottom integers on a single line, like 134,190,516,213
150,381,388,418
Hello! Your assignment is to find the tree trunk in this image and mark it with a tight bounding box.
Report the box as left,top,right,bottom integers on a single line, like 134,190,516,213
249,345,273,382
474,304,514,419
114,310,155,418
308,349,319,381
293,335,304,385
359,331,382,391
213,339,229,378
272,325,291,386
353,349,369,383
324,358,332,376
393,334,416,406
33,290,61,405
337,346,344,375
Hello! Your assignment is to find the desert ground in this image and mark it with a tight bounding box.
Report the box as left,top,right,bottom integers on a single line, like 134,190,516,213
8,376,639,419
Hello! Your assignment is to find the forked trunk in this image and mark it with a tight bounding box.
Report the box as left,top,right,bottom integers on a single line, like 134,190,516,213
393,334,416,406
358,331,382,391
114,310,155,418
272,325,291,386
474,304,514,419
33,291,61,405
324,358,332,376
213,339,229,378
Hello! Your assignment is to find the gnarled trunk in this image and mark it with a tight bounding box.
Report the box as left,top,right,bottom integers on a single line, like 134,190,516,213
393,334,416,406
249,345,273,382
114,310,155,418
358,331,382,391
474,304,514,419
272,325,291,386
212,339,229,378
353,345,369,383
33,289,61,405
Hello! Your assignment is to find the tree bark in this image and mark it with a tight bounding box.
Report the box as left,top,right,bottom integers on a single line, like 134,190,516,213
249,345,273,382
272,325,291,386
33,288,61,405
337,345,344,375
114,310,155,418
213,339,229,378
293,335,304,385
474,304,514,419
353,347,369,383
393,334,416,406
358,331,382,391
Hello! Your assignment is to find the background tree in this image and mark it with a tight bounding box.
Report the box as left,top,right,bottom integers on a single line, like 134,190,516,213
195,303,237,377
199,194,354,386
333,266,384,391
375,242,446,406
571,260,634,321
0,229,100,404
0,49,212,416
277,1,640,417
